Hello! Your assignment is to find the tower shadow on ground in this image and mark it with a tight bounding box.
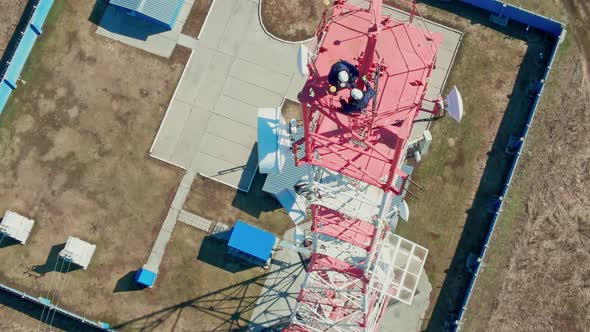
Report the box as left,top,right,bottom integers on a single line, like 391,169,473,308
113,262,305,331
32,243,83,276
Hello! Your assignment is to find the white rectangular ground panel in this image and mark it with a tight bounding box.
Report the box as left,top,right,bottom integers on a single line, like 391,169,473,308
59,236,96,270
0,210,35,244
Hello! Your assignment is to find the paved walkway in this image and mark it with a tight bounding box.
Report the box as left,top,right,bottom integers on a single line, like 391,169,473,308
144,170,195,273
178,209,212,232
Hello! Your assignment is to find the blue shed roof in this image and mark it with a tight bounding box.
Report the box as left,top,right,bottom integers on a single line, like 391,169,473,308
228,221,276,261
135,268,157,287
109,0,184,28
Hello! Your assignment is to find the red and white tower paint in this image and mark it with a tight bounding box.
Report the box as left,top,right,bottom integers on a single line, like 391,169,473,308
285,1,442,331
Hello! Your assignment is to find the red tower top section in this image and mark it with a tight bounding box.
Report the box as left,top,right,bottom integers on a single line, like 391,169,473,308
294,0,442,193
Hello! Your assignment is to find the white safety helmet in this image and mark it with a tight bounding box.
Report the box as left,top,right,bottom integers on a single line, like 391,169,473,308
337,70,349,83
351,88,363,100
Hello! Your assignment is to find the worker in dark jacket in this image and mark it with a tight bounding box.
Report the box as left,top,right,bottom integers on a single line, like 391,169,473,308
328,60,359,91
339,76,375,114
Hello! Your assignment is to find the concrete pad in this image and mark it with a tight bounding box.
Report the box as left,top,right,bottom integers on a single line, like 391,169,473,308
381,268,432,332
174,49,210,104
199,133,256,166
428,66,447,91
172,181,191,209
206,115,257,147
238,39,297,76
436,47,456,71
150,99,192,163
213,95,258,128
229,59,292,95
218,0,257,56
178,33,199,49
170,106,211,167
286,73,307,101
193,50,235,110
193,151,258,191
223,77,284,107
198,0,235,48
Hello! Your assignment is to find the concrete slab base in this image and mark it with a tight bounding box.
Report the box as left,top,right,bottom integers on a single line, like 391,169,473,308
248,223,309,331
380,268,433,332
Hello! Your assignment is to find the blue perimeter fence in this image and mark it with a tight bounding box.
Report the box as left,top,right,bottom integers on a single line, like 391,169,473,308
0,281,112,331
0,0,53,112
452,0,566,330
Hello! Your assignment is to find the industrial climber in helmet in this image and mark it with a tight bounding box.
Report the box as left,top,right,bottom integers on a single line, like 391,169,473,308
328,60,359,91
339,76,375,114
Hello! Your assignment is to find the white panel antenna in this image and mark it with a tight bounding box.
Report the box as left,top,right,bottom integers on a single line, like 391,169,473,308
444,86,463,123
294,225,305,245
257,107,289,174
298,43,310,77
399,199,410,221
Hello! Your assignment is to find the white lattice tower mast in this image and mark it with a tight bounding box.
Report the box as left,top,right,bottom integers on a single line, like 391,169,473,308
285,0,436,330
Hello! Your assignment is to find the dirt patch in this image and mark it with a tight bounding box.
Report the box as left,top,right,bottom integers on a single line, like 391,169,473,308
184,173,292,236
0,0,28,52
260,0,326,42
281,98,302,122
181,0,214,38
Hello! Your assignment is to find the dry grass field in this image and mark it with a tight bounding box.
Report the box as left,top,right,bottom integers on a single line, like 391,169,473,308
461,1,590,331
183,173,293,236
0,0,587,331
0,0,28,53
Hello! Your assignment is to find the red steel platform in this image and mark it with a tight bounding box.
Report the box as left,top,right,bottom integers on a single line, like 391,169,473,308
294,1,442,193
311,205,377,251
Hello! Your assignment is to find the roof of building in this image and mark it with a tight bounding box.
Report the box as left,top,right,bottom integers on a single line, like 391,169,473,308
228,221,276,261
59,236,96,269
0,210,35,244
135,267,157,287
257,107,290,174
109,0,183,28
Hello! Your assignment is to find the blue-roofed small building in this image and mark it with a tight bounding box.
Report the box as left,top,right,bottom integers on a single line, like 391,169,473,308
134,266,157,287
109,0,184,29
227,221,277,268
